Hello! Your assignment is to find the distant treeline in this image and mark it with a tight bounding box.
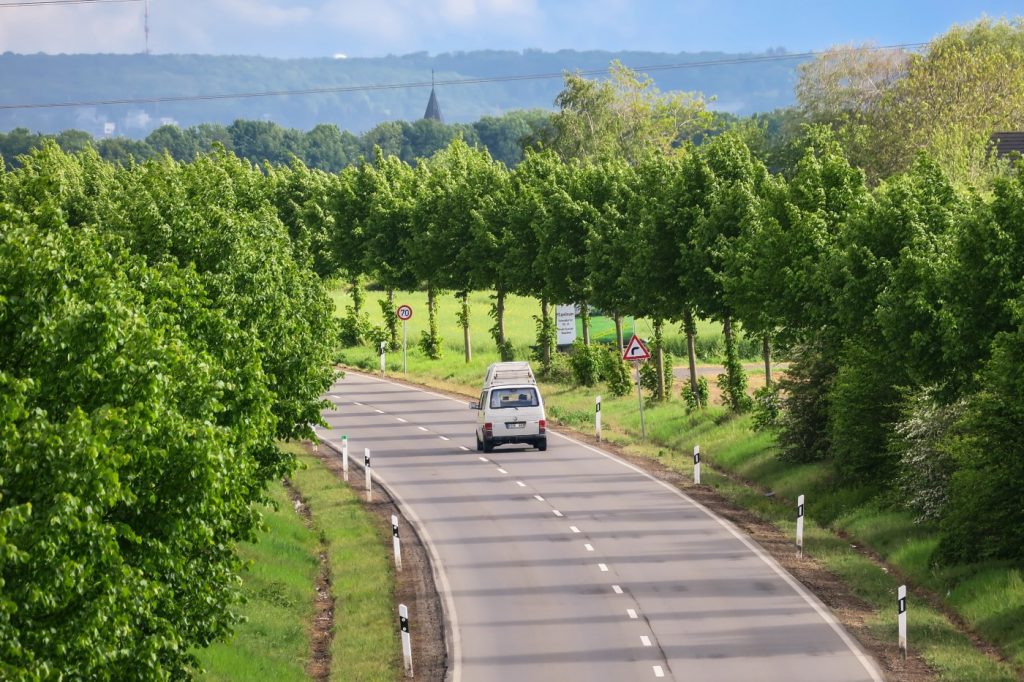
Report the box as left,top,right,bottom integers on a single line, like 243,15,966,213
0,109,554,171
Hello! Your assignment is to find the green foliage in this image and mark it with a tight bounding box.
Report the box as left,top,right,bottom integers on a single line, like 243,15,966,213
639,354,674,399
599,347,633,397
752,384,782,431
339,306,374,348
681,376,710,412
379,297,401,352
568,339,601,387
939,317,1024,563
0,143,336,678
777,343,835,463
531,308,556,375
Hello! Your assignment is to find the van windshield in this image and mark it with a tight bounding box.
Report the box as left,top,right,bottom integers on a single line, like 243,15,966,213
490,387,539,409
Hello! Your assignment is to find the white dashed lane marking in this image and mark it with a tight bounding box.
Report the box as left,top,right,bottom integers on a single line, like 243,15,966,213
374,409,385,414
439,436,450,441
516,481,526,487
653,666,665,678
459,446,470,451
552,510,563,517
627,609,638,619
534,495,545,502
598,563,609,572
396,417,407,422
584,543,594,552
497,468,508,474
418,426,429,432
478,457,489,462
641,636,652,647
612,585,623,594
570,526,581,533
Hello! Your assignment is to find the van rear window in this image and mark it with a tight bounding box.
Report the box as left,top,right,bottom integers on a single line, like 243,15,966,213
490,387,539,409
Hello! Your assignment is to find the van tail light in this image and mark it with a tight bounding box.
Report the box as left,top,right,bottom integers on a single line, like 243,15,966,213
483,423,493,434
539,419,546,433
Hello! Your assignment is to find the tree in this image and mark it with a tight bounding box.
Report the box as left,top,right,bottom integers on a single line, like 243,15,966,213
413,140,506,362
544,61,715,164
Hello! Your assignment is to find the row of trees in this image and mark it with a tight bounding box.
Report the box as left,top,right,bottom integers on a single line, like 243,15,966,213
0,144,337,677
0,109,554,173
271,123,1024,566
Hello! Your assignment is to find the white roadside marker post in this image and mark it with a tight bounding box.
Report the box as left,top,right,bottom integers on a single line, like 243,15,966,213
898,585,908,659
595,395,602,441
365,448,372,502
399,603,414,677
693,444,701,485
379,341,386,378
392,514,403,571
796,494,805,557
342,435,349,481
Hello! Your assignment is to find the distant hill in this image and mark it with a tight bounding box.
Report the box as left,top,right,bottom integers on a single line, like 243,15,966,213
0,49,804,138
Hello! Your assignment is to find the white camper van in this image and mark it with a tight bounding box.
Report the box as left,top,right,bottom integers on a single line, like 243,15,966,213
471,362,546,452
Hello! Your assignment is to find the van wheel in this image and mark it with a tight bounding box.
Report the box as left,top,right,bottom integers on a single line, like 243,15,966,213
483,438,494,453
475,432,483,452
537,439,547,452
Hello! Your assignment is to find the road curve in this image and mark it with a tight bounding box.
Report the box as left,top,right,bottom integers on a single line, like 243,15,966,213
318,371,882,682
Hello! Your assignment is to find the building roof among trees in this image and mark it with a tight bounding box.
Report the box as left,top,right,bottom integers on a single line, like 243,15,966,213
990,131,1024,157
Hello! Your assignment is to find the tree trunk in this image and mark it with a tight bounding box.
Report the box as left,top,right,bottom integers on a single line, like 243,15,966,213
654,318,666,401
387,289,398,351
350,274,363,317
684,309,699,405
541,297,551,369
763,333,772,387
614,314,624,354
496,289,507,349
580,302,591,345
460,291,471,363
426,286,441,360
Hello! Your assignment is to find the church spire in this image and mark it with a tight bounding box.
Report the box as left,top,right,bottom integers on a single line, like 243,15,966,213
424,70,443,122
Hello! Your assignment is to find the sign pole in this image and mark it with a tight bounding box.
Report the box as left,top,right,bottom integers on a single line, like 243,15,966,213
635,362,646,439
595,395,602,441
402,319,407,374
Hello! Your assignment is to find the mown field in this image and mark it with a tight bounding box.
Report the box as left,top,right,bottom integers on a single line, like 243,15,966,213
335,285,1024,682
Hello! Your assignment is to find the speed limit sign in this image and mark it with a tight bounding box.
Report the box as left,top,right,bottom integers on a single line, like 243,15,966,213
396,305,413,321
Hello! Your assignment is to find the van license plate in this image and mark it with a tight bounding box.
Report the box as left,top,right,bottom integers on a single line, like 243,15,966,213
506,422,525,429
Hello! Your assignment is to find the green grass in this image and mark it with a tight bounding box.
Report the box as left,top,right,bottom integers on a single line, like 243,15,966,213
288,446,397,682
195,443,397,681
332,284,1024,681
195,472,320,680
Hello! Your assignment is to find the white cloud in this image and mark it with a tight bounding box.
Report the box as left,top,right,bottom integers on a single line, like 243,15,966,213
217,0,313,27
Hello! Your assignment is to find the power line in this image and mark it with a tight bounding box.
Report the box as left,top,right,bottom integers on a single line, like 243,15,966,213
0,42,928,112
0,0,141,7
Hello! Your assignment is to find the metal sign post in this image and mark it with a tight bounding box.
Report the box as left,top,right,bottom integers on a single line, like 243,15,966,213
622,335,651,440
396,305,413,374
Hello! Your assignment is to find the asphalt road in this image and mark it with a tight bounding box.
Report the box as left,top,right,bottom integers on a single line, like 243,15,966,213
318,372,882,682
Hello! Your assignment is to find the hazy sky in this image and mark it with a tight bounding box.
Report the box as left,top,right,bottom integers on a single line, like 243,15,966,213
0,0,1020,58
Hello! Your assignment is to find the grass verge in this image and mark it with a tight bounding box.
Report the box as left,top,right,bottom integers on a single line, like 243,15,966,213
195,443,397,681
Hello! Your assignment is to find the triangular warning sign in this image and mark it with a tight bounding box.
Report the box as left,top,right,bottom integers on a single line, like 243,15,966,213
622,334,651,361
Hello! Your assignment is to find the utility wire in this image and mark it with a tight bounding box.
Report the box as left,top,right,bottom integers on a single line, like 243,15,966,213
0,42,928,111
0,0,141,7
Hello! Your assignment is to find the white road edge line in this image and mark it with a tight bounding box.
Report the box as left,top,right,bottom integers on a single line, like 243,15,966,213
317,436,462,682
346,370,886,682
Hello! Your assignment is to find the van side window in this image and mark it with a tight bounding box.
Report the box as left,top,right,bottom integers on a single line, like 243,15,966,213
479,392,486,410
489,387,539,409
